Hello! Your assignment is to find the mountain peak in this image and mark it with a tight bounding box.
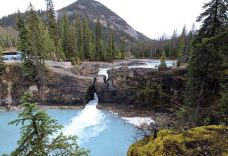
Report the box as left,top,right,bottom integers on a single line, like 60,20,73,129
71,0,103,9
0,0,150,41
58,0,150,40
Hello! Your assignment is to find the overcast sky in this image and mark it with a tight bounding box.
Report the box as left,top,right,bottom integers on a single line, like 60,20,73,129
0,0,207,39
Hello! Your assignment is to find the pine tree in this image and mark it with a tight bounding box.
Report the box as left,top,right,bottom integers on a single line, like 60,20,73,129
16,11,36,82
60,14,78,63
45,0,58,49
61,13,71,60
159,50,167,69
26,4,55,61
56,40,65,60
26,4,49,86
170,29,178,58
177,26,186,64
26,4,45,60
216,30,228,124
16,11,30,57
0,52,5,77
9,92,89,156
76,16,84,60
95,19,104,61
40,25,55,60
45,0,59,60
185,24,195,57
69,25,79,64
89,41,95,61
181,0,227,127
120,38,125,59
82,20,92,60
197,0,227,38
106,31,113,62
0,45,4,53
111,31,116,60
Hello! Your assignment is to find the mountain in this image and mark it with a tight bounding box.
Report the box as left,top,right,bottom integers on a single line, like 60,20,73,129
58,0,150,41
0,0,150,42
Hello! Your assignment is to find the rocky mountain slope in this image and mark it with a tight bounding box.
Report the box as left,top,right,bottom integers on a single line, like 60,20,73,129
0,0,150,43
58,0,150,41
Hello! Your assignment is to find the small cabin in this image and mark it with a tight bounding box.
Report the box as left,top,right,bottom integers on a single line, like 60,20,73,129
2,50,22,60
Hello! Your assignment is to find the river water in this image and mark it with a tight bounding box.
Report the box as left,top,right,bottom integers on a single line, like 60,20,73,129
0,94,140,156
0,59,176,155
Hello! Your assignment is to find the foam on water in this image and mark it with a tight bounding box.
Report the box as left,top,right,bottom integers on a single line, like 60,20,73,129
98,68,111,79
98,60,177,79
128,60,177,69
63,93,107,143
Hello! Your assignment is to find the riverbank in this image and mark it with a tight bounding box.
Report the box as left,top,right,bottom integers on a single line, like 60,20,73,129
1,59,180,129
97,104,176,129
0,105,84,111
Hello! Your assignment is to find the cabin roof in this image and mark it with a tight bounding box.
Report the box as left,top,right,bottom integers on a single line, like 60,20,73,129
2,51,21,55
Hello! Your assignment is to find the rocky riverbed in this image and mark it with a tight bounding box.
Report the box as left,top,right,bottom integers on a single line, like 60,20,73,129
0,59,183,129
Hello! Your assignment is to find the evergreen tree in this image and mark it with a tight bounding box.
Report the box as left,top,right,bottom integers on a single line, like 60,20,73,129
45,0,58,43
159,50,167,69
9,92,89,156
111,31,116,60
120,38,125,59
217,33,228,124
177,26,186,64
61,13,71,60
69,25,79,64
170,29,178,58
40,25,55,60
16,10,36,82
16,11,30,57
25,4,49,86
26,4,45,60
106,31,114,62
0,45,4,52
56,42,65,60
0,52,5,77
45,0,58,59
180,0,227,127
60,14,78,64
185,24,195,57
82,20,92,60
197,0,227,38
95,19,104,61
89,41,95,61
76,16,84,60
0,26,17,49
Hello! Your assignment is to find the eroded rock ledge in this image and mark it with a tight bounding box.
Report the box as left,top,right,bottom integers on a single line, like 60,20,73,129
1,62,186,114
0,64,94,106
96,67,187,112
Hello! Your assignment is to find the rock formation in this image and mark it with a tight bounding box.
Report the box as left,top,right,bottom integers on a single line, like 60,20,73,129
128,125,228,156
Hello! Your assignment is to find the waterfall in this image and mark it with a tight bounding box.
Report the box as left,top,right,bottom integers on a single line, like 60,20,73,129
63,93,106,143
63,67,113,143
63,60,177,143
98,68,111,79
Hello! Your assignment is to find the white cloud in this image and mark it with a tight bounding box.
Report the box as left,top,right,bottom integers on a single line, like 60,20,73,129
0,0,207,38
